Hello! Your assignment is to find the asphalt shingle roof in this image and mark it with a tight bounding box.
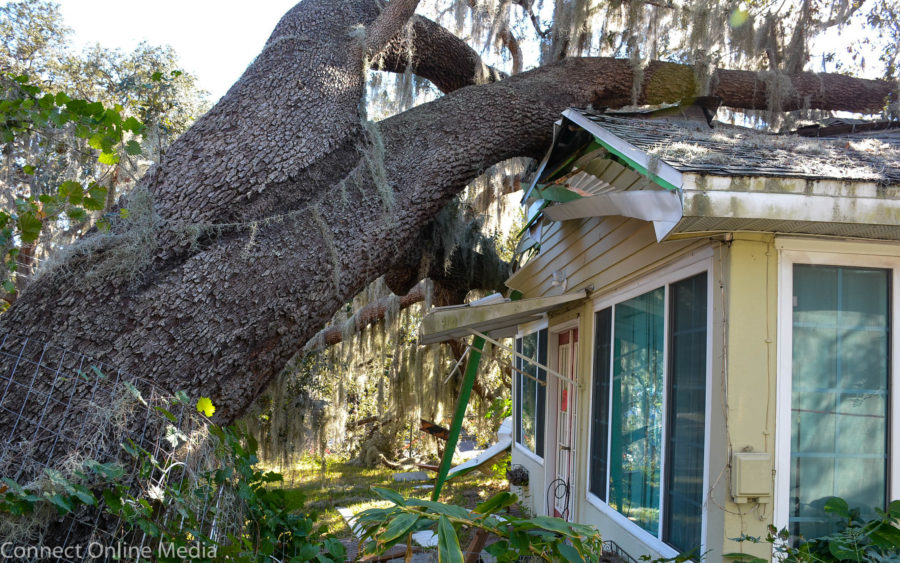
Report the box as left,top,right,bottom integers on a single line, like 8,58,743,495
572,109,900,185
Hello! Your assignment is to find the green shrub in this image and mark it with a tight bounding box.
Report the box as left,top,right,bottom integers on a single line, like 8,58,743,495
355,487,604,562
726,497,900,562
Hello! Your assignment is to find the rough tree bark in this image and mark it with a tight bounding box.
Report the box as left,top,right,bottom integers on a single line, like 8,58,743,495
0,0,895,446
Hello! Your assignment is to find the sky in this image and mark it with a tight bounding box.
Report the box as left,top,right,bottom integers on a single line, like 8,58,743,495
48,1,887,104
55,0,300,101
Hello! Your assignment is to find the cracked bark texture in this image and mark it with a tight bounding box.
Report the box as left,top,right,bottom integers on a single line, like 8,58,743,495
0,0,896,450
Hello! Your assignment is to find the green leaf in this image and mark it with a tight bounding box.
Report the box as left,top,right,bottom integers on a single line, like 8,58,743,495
2,478,25,496
123,381,148,406
406,499,471,520
557,543,584,562
155,406,177,423
88,132,105,150
85,460,125,481
17,213,43,244
381,512,420,542
722,554,767,563
475,491,517,515
437,516,463,563
123,117,143,134
67,207,86,222
484,541,509,557
47,493,74,514
98,151,119,165
22,165,35,175
537,185,583,203
529,516,577,537
59,181,84,204
827,538,860,561
324,538,346,560
824,497,852,519
888,500,900,519
371,486,406,506
125,139,142,155
71,484,96,506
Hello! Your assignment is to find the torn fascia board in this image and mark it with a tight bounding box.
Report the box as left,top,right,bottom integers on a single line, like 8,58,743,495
521,118,564,204
562,108,683,192
542,190,684,241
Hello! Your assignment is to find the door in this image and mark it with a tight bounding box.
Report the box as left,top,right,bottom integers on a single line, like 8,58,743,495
552,328,578,520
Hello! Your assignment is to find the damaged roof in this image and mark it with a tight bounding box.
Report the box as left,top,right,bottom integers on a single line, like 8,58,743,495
570,109,900,185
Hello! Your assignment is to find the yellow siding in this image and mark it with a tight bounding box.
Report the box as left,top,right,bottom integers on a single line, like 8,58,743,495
507,218,706,299
720,234,779,561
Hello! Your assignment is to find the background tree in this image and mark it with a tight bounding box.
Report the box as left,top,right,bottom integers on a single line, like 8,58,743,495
0,0,209,301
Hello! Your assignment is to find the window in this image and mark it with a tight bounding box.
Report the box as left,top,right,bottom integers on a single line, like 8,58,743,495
788,264,889,538
515,328,547,457
589,272,708,553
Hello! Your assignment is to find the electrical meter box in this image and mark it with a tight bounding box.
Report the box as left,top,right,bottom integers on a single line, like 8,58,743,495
731,452,772,504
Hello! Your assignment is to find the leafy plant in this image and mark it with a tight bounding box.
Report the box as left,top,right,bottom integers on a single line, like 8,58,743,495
725,497,900,563
356,488,604,562
0,392,344,562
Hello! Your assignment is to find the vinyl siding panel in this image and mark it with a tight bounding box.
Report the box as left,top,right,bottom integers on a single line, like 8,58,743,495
507,218,705,299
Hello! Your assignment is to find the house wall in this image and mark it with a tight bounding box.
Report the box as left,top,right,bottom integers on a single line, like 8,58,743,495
508,217,730,560
719,234,779,561
510,225,900,562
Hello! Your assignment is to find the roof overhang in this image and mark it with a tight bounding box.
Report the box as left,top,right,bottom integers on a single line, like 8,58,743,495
562,108,684,192
671,173,900,240
419,290,588,345
543,189,683,241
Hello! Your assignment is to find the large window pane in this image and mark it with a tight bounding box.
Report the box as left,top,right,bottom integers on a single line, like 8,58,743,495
609,288,665,534
590,308,613,500
515,330,547,457
520,332,538,453
537,329,547,458
664,273,707,553
791,265,889,539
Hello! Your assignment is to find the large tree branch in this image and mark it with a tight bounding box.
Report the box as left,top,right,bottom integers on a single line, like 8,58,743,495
375,15,504,93
374,11,895,112
304,282,426,352
365,0,421,56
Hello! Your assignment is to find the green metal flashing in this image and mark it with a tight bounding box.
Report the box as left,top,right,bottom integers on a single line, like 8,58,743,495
432,335,485,500
595,139,680,192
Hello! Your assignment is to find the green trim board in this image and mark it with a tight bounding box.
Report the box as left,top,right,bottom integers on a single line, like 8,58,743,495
562,109,683,192
432,335,485,500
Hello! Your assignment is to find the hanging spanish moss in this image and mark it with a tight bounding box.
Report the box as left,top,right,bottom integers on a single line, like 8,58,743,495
242,185,516,472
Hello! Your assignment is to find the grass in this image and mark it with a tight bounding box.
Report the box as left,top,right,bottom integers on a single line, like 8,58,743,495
273,455,511,539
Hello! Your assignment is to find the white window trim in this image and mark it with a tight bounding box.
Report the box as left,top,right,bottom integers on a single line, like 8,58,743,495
514,322,549,462
514,442,546,466
584,252,714,556
774,247,900,533
585,491,680,559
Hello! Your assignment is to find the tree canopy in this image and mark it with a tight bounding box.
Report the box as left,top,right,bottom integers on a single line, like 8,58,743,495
0,0,209,301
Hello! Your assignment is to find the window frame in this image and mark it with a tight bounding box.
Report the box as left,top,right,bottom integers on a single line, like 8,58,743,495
775,244,900,534
585,253,713,558
514,319,549,465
